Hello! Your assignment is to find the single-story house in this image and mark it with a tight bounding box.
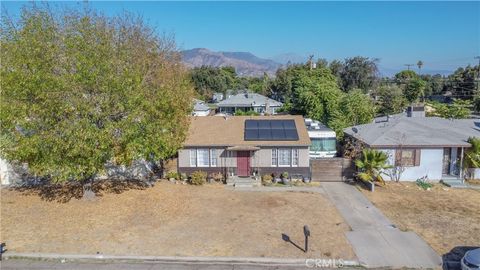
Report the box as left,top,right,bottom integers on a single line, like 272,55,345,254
216,91,283,115
192,99,211,116
178,115,311,178
211,92,224,103
344,113,479,181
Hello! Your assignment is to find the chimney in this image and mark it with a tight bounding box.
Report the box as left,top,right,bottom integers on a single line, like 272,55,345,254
407,105,425,117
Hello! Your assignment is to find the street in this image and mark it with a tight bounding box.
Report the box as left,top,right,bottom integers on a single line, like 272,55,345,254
0,259,344,270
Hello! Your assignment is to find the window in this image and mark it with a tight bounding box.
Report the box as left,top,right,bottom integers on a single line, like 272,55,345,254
278,148,291,167
210,149,217,167
197,148,209,167
190,149,197,167
271,149,277,166
395,149,418,167
311,138,336,152
292,149,299,166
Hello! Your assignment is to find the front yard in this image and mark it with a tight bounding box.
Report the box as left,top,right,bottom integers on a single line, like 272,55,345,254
1,181,355,259
361,182,480,255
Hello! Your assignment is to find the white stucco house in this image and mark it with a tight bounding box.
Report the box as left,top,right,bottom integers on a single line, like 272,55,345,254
192,99,211,116
344,112,479,182
216,91,283,115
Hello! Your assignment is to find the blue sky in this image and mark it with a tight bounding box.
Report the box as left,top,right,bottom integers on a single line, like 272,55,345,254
2,1,479,73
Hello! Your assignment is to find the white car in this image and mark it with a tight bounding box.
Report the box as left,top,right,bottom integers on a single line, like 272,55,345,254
462,248,480,270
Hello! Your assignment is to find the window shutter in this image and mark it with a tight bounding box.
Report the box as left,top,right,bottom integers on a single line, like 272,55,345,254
395,150,402,166
414,149,421,166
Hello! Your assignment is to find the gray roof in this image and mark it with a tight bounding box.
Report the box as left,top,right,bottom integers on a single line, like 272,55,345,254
193,99,210,111
344,116,480,148
217,92,283,108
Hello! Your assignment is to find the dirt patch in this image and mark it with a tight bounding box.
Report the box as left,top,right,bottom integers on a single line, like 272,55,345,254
361,182,480,255
1,182,355,259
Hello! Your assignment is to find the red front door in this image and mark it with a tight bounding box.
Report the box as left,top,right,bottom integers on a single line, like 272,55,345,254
236,151,250,176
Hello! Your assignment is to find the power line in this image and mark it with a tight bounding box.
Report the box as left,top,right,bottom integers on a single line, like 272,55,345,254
404,64,414,71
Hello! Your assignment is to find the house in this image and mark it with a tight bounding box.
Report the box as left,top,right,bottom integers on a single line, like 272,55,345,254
344,111,479,181
211,92,224,103
304,118,337,158
216,91,283,115
192,99,211,116
178,115,311,178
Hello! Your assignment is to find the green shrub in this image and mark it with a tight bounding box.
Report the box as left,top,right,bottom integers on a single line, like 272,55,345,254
281,172,289,179
262,174,273,185
234,110,260,116
190,171,207,185
416,178,432,190
166,171,179,180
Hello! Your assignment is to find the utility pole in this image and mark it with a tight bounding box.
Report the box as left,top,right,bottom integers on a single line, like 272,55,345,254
308,55,314,70
475,56,480,93
404,64,414,71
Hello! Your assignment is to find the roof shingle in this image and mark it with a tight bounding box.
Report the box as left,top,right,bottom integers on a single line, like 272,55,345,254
184,115,310,147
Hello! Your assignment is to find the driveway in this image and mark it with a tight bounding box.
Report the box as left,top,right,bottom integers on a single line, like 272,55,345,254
322,182,442,268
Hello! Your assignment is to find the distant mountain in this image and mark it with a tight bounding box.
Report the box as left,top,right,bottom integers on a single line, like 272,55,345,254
378,66,454,77
181,48,282,77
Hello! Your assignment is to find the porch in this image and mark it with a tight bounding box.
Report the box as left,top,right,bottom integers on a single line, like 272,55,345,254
441,147,465,181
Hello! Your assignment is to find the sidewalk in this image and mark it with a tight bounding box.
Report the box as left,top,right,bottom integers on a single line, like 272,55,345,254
322,182,442,268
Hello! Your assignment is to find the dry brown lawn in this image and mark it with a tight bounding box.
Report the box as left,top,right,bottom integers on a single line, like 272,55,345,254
361,182,480,255
0,181,355,259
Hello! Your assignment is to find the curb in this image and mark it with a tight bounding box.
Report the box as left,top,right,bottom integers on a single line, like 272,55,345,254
3,252,362,267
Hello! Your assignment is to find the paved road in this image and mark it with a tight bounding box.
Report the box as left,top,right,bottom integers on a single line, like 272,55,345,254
0,259,343,270
322,182,442,268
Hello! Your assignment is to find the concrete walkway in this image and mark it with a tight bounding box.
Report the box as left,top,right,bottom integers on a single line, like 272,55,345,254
322,182,442,268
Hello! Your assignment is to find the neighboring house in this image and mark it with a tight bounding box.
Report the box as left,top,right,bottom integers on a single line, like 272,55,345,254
304,118,337,158
178,115,311,178
216,91,283,115
192,99,211,116
211,92,224,103
344,112,479,181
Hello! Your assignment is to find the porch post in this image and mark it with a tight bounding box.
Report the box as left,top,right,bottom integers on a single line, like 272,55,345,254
459,147,464,182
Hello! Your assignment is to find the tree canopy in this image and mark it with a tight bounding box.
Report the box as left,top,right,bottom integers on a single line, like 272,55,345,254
189,66,238,99
0,5,194,183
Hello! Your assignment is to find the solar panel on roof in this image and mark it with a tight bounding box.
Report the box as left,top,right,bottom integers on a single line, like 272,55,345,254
245,129,259,140
283,120,296,129
270,121,283,129
284,129,299,140
258,121,271,129
258,129,272,140
271,129,286,139
244,120,299,141
245,121,258,129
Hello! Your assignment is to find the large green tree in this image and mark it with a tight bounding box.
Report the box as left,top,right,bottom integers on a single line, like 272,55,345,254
376,85,407,115
189,66,237,99
0,5,194,183
429,99,471,119
286,68,375,137
340,56,379,93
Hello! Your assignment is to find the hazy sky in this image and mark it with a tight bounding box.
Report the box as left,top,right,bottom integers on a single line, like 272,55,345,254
2,1,479,72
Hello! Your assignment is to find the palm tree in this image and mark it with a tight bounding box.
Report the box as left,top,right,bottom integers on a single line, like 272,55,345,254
465,137,480,168
355,149,392,186
417,60,423,75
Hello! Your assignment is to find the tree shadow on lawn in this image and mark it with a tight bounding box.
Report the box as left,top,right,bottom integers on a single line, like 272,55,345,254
12,179,152,203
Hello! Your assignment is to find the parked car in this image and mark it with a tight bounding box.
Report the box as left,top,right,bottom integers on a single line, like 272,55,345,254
462,248,480,270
